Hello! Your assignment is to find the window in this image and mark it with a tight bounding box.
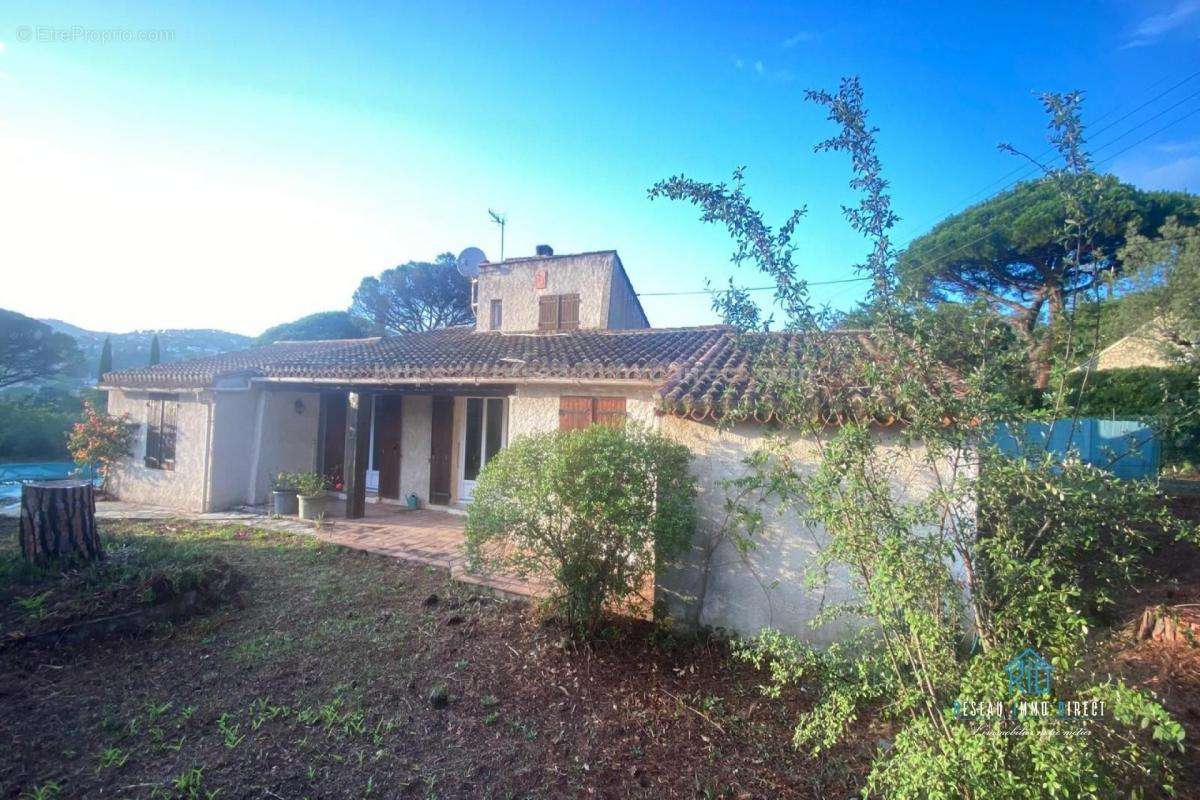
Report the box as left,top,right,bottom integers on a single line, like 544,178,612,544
144,394,178,470
558,396,626,431
537,293,580,331
463,397,506,481
489,298,502,330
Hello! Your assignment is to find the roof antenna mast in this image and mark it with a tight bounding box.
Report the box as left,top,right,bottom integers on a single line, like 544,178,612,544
487,209,507,262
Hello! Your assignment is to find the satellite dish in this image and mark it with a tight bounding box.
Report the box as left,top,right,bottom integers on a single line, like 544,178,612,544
456,247,486,279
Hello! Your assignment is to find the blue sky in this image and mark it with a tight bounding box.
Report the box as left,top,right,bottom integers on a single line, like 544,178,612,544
2,1,1198,335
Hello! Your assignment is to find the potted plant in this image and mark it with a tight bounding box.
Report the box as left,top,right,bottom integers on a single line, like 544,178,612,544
271,472,299,516
294,471,331,520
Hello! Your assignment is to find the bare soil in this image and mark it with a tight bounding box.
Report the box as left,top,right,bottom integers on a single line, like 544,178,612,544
0,520,869,799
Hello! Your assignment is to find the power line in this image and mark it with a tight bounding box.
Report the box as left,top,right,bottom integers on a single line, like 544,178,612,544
643,77,1200,303
897,65,1200,240
637,275,871,297
1094,104,1200,169
898,100,1200,276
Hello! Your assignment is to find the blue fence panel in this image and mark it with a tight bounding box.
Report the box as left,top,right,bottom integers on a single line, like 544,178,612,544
991,419,1159,479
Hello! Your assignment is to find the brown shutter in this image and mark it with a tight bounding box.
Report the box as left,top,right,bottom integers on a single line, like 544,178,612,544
159,399,178,471
594,397,627,427
560,294,580,330
559,396,593,431
538,296,558,331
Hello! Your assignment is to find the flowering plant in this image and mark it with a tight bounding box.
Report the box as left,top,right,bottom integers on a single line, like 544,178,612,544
65,400,135,493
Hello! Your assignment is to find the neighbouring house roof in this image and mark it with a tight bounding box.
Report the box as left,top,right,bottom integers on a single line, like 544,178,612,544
101,325,945,423
1074,319,1184,372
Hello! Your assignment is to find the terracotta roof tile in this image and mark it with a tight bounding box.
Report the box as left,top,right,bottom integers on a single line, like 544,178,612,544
102,326,949,423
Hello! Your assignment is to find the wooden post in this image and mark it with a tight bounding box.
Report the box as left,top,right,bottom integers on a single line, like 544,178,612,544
344,391,373,519
19,479,102,563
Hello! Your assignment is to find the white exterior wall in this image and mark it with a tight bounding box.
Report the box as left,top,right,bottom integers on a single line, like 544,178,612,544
106,388,212,512
207,390,259,510
248,389,321,504
655,416,965,644
399,395,433,504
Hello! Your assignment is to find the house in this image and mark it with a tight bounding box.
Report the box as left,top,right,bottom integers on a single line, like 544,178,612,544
1077,318,1185,371
100,247,956,641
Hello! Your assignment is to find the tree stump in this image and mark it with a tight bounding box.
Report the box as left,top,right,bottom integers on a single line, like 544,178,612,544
19,479,102,563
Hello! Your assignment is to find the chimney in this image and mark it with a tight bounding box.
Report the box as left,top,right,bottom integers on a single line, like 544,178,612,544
535,244,554,257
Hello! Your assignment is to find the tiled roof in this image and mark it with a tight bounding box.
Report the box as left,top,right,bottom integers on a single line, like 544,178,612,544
102,326,730,390
102,326,946,423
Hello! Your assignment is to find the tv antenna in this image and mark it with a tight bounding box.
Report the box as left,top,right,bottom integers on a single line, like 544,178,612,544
488,209,507,262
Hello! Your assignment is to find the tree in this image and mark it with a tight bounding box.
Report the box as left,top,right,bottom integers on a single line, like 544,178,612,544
0,308,82,389
148,334,161,366
256,311,373,344
898,177,1198,388
97,336,113,382
1117,218,1200,365
350,254,474,333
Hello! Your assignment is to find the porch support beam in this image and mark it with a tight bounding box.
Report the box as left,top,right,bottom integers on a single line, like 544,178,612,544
343,390,373,519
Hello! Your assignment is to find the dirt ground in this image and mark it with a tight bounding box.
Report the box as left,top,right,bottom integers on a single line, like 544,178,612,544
3,498,1200,800
0,520,869,799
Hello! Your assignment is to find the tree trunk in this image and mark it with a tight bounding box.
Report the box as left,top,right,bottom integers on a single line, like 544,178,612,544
19,479,102,563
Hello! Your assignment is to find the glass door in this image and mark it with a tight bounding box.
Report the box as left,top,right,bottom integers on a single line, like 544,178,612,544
459,397,507,502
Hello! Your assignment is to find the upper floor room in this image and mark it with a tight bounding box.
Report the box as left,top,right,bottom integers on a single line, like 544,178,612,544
472,246,650,333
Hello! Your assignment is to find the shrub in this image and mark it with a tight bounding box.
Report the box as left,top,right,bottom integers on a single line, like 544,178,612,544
464,424,696,636
0,400,75,459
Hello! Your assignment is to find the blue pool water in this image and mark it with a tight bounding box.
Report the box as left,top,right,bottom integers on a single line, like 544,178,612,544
0,461,96,505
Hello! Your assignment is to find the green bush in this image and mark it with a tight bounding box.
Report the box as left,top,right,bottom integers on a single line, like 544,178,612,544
464,424,696,636
1065,366,1197,416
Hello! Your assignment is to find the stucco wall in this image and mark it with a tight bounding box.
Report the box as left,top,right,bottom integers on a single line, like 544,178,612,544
474,252,617,332
605,255,650,329
655,416,961,644
208,390,259,511
399,394,433,504
507,383,659,439
249,389,321,504
106,389,212,512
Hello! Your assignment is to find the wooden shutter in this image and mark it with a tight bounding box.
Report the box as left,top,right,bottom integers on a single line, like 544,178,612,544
489,299,502,330
594,397,627,427
559,396,593,431
538,296,558,331
559,294,580,330
159,399,178,471
144,399,161,468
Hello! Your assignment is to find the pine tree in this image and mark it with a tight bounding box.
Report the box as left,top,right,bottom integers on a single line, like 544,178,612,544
148,334,161,366
97,336,113,382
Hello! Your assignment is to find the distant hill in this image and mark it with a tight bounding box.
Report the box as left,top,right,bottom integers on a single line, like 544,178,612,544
38,319,252,381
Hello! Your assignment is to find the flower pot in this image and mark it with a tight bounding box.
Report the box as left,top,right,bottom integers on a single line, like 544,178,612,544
272,489,298,516
298,493,328,521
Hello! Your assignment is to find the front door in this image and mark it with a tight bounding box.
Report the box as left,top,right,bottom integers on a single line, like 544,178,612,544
459,397,507,502
374,396,403,499
429,397,453,505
